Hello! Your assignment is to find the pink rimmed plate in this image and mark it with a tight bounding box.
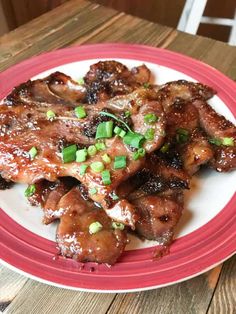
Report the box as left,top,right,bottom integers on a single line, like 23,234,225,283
0,43,235,292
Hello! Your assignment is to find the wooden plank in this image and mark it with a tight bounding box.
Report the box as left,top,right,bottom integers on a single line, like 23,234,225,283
164,32,236,79
72,13,173,47
0,0,119,71
107,266,222,314
0,266,28,312
208,255,236,314
4,279,116,314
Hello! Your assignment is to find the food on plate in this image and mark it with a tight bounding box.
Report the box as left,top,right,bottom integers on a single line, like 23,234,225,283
0,60,235,265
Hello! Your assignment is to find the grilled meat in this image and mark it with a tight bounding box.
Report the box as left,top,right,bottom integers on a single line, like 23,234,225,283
56,186,128,264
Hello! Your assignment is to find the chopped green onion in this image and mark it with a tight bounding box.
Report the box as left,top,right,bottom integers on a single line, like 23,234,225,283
46,110,56,121
132,148,146,160
89,187,97,195
114,155,127,169
144,113,158,124
222,137,234,146
62,144,77,163
160,142,170,153
75,106,87,119
28,147,38,160
125,111,131,118
114,126,122,134
95,142,106,151
144,128,155,141
77,78,84,85
90,161,105,173
99,111,133,133
110,192,119,200
96,121,114,139
112,222,125,230
208,138,221,146
102,153,111,164
87,145,97,157
119,130,126,138
123,131,145,149
76,148,87,162
79,164,88,176
89,221,103,234
143,82,150,89
176,128,189,143
101,169,111,185
114,126,127,138
24,184,36,197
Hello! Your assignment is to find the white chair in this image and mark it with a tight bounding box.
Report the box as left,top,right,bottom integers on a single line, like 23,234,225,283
177,0,236,45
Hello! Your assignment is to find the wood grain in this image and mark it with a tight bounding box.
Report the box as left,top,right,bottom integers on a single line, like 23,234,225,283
0,265,28,312
0,0,119,71
4,272,115,314
208,255,236,314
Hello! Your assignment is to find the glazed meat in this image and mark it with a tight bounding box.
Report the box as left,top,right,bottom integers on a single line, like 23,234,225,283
0,71,165,227
84,60,151,103
192,99,236,172
157,80,216,112
28,178,77,224
56,186,128,264
133,191,184,243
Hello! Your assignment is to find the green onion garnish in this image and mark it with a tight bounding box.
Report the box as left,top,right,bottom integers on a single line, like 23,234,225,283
87,145,97,157
101,169,111,185
143,82,150,89
62,144,77,163
96,121,114,139
79,164,88,176
89,187,97,195
28,147,38,160
125,111,131,118
89,221,103,234
77,78,84,85
114,155,127,169
112,222,125,230
90,161,105,173
99,111,133,133
114,156,126,169
123,131,145,149
209,138,221,146
24,184,36,197
95,142,106,151
132,148,146,160
160,142,170,153
76,148,87,162
46,110,56,121
144,113,158,124
144,128,155,141
110,192,119,200
102,153,111,164
75,106,87,119
114,126,127,138
222,137,234,146
176,128,189,143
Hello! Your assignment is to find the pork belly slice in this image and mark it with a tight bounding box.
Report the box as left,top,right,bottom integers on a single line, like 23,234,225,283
28,178,78,224
56,186,128,265
84,60,151,104
0,71,165,228
192,99,236,172
157,80,216,112
133,191,184,243
163,100,214,175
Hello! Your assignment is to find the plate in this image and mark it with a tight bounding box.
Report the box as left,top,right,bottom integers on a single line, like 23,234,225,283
0,43,235,292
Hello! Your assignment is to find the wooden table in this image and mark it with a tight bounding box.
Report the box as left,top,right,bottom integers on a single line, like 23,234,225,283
0,0,235,313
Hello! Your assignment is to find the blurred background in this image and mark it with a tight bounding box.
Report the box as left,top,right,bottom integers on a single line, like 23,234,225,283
0,0,235,43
